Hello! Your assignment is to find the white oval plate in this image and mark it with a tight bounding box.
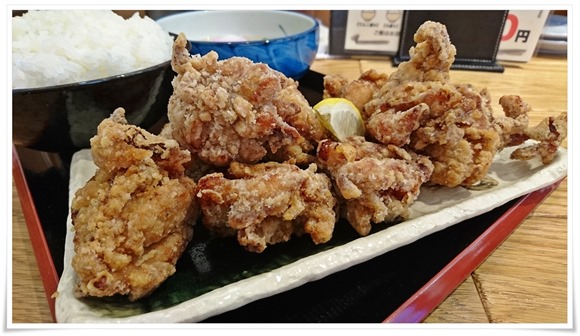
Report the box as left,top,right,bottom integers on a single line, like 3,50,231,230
55,141,568,323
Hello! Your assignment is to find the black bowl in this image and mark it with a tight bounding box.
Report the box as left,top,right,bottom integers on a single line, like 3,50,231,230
12,60,175,153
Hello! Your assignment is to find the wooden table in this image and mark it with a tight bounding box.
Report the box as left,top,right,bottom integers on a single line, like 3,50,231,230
11,55,568,324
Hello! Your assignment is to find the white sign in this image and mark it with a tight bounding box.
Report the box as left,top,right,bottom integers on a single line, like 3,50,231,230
497,10,550,62
343,10,403,54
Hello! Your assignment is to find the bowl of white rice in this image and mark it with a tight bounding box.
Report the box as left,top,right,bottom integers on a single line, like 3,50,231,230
12,10,175,152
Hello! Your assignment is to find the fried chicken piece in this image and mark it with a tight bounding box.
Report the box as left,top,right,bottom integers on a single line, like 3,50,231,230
493,95,531,148
196,161,337,253
363,21,568,187
167,33,329,167
323,69,389,117
316,136,433,236
510,112,567,164
362,21,545,188
366,103,428,147
385,20,455,87
365,76,503,187
492,95,567,165
71,108,198,301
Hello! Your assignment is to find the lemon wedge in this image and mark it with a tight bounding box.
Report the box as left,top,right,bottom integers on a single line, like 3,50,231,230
313,98,365,142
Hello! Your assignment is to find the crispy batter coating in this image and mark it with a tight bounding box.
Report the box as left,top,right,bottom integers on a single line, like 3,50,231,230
316,136,434,236
366,103,428,147
167,33,329,167
365,79,503,187
360,21,561,188
196,161,337,253
510,112,567,164
386,20,455,87
323,69,389,117
494,95,531,148
71,108,198,301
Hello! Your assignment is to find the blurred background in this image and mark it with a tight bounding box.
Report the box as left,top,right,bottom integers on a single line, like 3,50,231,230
112,10,331,26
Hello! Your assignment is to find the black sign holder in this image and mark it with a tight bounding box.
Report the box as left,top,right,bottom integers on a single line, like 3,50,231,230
393,10,508,72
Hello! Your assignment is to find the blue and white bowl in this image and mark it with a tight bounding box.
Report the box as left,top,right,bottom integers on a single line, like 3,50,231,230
156,10,319,79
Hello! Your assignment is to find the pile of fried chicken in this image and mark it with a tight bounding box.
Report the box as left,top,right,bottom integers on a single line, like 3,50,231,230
70,21,567,301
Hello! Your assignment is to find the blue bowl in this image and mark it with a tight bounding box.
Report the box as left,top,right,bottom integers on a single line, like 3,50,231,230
156,10,319,79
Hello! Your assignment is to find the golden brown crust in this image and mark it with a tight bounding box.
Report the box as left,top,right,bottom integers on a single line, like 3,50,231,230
323,69,389,117
167,33,329,167
342,21,563,188
71,108,198,301
196,161,337,252
316,136,433,236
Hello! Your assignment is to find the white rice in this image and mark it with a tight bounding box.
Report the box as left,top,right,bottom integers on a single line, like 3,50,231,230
12,10,174,89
